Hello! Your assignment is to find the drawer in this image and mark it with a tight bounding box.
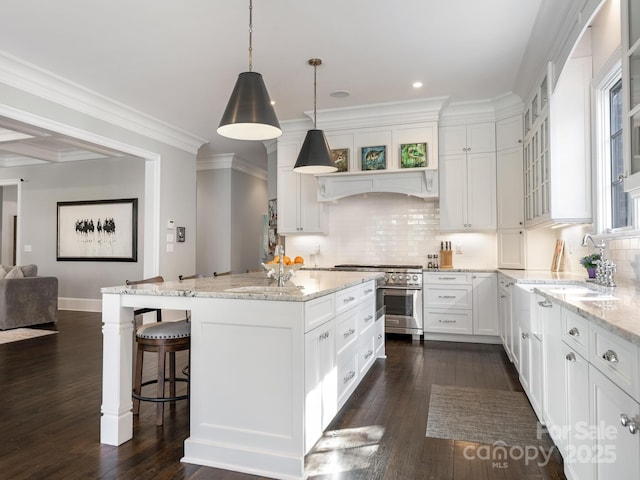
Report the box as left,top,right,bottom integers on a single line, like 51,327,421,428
304,293,335,332
335,309,358,356
358,301,376,335
424,285,472,309
335,284,361,315
337,348,358,406
561,309,589,359
361,280,377,302
359,329,376,375
590,323,640,402
424,308,473,334
424,272,472,285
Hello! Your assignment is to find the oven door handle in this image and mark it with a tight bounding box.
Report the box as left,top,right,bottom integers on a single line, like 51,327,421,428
382,286,422,291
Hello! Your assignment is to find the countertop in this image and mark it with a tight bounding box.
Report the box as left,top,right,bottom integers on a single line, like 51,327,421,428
499,269,640,345
101,270,383,302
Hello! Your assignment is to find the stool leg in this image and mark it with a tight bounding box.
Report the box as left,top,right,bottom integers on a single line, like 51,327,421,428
169,351,176,409
133,342,144,415
156,345,166,426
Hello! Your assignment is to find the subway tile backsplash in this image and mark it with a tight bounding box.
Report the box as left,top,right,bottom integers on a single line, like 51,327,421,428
284,195,497,269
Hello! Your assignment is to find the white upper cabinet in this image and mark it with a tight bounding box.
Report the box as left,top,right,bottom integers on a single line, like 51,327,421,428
622,0,640,192
496,115,523,151
439,123,495,156
439,122,497,231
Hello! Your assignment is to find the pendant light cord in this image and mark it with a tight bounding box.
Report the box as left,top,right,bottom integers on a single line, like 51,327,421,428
313,62,317,128
248,0,253,72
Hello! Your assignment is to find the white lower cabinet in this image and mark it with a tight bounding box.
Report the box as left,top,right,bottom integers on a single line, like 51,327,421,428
498,275,514,362
534,292,640,479
304,320,337,452
590,366,640,480
564,346,592,480
304,280,381,452
424,272,498,338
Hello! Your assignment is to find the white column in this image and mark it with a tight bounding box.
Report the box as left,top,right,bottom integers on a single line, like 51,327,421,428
100,293,134,445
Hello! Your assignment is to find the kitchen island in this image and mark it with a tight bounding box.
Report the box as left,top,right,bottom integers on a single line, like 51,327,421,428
100,269,383,480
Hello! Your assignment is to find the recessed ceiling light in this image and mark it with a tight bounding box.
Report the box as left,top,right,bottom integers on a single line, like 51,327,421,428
330,90,350,98
271,100,276,105
413,82,423,89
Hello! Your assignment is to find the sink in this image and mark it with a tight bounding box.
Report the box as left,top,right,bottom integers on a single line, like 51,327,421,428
547,286,596,295
225,285,303,294
566,292,618,302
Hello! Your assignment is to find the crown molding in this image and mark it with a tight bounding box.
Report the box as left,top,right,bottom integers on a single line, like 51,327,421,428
0,50,207,154
492,92,525,121
439,98,498,125
197,153,267,181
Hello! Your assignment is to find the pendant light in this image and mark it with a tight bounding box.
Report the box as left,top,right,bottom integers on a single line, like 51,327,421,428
293,59,337,174
217,0,282,141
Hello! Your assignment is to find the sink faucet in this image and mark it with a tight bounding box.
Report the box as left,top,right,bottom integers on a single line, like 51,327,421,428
582,234,616,287
267,244,294,287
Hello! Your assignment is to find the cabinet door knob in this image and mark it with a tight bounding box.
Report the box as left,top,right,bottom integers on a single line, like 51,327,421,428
522,332,529,339
620,414,639,435
565,352,576,362
602,350,619,363
568,327,580,337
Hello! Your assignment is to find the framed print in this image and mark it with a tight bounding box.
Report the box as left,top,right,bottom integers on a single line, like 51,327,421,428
57,198,138,262
268,198,277,227
361,146,386,170
268,227,278,255
331,148,349,172
400,142,428,168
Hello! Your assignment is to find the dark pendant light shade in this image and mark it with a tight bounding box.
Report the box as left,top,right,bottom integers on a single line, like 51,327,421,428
294,129,336,173
217,71,282,141
293,58,337,174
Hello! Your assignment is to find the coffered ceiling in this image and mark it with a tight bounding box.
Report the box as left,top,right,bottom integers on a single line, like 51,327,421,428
0,0,556,166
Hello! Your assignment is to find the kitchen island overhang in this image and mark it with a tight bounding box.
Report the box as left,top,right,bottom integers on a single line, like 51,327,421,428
100,270,384,480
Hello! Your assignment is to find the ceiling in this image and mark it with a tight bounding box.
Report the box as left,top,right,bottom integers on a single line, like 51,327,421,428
0,0,548,167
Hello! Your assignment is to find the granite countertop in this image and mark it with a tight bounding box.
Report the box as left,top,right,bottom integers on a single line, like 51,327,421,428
101,270,383,302
499,269,640,345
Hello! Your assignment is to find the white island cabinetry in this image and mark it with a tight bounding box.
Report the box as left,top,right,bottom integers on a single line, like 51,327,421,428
100,271,382,480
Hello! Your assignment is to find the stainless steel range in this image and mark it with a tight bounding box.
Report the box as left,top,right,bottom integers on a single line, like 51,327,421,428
334,264,423,338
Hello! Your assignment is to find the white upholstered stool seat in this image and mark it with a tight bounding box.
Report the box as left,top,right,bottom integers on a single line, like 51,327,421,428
136,320,191,340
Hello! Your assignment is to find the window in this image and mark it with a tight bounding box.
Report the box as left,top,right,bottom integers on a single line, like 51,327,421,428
594,59,631,233
609,79,629,229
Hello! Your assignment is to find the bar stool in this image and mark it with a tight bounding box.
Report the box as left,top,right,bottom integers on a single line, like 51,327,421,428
127,276,190,426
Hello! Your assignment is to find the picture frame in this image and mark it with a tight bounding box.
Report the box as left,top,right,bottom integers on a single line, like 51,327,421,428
268,198,277,227
331,148,349,172
56,198,138,262
400,142,428,168
361,146,386,170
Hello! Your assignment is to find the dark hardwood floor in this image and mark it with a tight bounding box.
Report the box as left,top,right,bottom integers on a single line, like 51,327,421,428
0,311,565,479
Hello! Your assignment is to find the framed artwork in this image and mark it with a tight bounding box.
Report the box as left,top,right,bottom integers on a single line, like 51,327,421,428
268,198,277,227
57,198,138,262
400,142,428,168
361,146,386,170
268,227,278,255
331,148,349,172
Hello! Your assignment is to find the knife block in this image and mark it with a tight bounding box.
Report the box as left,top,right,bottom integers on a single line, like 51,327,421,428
440,249,453,269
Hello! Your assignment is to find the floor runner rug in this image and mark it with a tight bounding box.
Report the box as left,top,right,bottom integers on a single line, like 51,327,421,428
426,384,551,449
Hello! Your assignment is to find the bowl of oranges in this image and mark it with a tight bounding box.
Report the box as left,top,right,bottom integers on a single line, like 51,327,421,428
261,255,305,275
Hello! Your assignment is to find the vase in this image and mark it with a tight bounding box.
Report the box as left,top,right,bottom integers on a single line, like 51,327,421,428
587,268,596,279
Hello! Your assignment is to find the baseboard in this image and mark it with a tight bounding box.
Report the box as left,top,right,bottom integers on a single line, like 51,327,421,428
58,297,102,312
422,333,502,344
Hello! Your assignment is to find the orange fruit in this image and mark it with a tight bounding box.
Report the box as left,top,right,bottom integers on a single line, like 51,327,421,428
294,256,304,264
283,256,292,264
273,255,280,263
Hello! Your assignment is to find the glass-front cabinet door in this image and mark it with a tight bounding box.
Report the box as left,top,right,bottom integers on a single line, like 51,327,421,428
624,0,640,180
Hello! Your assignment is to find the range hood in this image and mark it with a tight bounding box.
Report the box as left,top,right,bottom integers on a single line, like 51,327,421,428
315,169,438,202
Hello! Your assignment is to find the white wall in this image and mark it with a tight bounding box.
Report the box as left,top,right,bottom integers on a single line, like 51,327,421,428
591,0,621,74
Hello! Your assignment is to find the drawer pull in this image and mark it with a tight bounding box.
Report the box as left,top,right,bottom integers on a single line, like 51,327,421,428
377,334,383,340
364,288,374,294
568,327,580,337
343,296,356,303
364,315,374,322
565,352,576,362
602,350,619,364
364,349,374,360
620,414,639,435
343,328,355,339
343,371,356,384
438,295,457,299
438,319,457,323
438,277,457,281
538,300,552,308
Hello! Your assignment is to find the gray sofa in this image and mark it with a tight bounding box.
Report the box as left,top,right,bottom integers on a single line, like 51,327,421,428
0,264,58,330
